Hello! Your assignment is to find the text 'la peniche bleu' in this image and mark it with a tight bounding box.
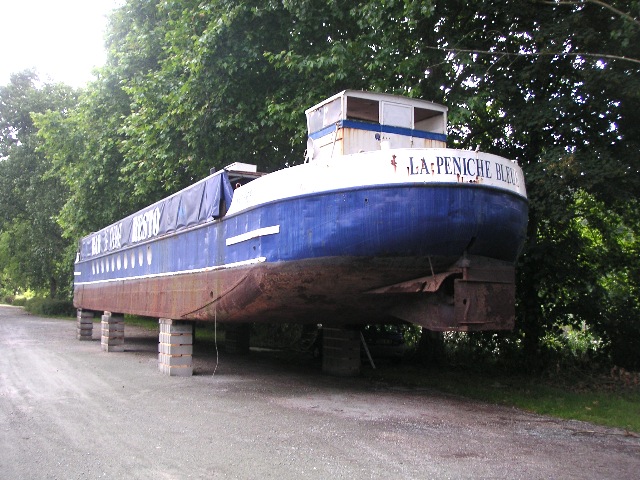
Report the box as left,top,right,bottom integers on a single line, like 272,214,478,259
408,156,520,186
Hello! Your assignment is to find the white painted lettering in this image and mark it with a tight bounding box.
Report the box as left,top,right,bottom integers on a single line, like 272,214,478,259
132,207,161,243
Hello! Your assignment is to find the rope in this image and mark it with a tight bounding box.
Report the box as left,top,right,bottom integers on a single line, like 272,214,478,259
213,305,219,376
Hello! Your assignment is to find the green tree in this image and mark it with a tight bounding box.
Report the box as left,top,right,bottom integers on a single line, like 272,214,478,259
35,70,137,241
117,0,310,197
0,71,78,298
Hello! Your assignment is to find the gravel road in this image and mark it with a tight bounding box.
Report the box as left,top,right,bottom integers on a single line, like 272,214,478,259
1,305,638,479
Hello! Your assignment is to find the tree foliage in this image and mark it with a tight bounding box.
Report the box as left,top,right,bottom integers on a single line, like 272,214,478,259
0,71,78,298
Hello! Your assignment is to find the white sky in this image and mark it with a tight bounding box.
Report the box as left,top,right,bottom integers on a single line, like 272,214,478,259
0,0,124,87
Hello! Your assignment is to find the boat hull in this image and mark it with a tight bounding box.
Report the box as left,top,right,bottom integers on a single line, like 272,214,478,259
74,182,527,329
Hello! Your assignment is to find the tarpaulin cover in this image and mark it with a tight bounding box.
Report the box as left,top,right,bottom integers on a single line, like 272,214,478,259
79,171,234,260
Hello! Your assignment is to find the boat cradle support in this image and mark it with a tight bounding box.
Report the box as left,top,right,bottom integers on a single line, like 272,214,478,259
367,256,516,332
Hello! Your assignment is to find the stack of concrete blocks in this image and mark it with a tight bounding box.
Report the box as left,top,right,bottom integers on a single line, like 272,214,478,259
76,309,94,341
158,318,193,376
101,311,125,352
322,326,361,376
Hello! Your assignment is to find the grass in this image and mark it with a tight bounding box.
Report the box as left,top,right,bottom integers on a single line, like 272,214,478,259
123,315,160,330
363,364,640,433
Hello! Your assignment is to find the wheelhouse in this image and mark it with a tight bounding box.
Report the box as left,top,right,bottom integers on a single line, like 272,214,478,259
305,90,448,161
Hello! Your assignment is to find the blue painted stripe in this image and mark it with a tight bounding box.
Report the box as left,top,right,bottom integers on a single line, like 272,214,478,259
309,120,447,142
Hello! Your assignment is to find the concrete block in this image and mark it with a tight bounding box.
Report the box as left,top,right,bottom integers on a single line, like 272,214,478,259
158,353,192,366
169,366,193,377
101,322,124,332
101,326,124,334
100,319,123,325
101,331,125,340
159,317,190,325
159,323,193,334
101,328,124,335
101,317,124,324
159,332,193,345
76,327,93,340
101,334,124,341
159,363,193,376
101,322,125,333
158,343,193,355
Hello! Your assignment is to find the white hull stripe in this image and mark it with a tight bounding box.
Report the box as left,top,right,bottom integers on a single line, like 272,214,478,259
74,257,266,286
225,225,280,246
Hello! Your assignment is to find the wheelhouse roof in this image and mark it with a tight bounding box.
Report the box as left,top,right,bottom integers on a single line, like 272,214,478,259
304,90,448,117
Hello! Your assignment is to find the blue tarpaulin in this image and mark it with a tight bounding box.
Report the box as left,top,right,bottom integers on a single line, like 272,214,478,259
79,171,234,260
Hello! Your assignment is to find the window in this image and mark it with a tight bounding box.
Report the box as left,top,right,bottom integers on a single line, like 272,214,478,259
307,98,343,133
414,107,445,133
346,96,379,123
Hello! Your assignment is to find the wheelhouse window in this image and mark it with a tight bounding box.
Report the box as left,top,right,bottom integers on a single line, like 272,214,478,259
414,107,445,133
346,96,379,123
307,97,342,134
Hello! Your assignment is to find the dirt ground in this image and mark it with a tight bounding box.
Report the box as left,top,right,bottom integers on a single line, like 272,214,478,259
1,305,638,479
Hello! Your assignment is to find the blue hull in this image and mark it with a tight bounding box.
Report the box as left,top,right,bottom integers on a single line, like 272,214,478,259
75,183,527,284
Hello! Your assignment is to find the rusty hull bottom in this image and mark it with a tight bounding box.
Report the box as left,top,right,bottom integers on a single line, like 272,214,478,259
74,255,516,331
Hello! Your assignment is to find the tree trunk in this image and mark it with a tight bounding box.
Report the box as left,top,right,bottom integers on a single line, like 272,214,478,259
49,276,57,299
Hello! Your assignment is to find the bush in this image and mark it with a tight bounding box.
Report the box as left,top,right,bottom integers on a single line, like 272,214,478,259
11,296,27,306
24,297,75,317
251,323,304,348
1,295,15,305
429,331,524,371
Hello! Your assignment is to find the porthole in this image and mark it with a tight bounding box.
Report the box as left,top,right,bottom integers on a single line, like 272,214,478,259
116,255,121,271
124,253,128,269
138,249,143,267
131,251,135,269
101,260,105,274
147,246,152,266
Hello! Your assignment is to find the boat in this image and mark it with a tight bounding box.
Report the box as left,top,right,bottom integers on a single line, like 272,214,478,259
73,90,528,332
